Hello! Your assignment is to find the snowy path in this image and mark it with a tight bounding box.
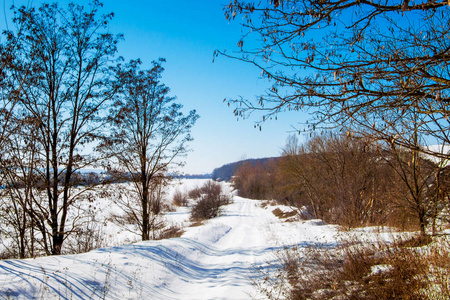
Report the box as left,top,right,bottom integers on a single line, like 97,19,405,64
0,195,339,300
164,197,281,299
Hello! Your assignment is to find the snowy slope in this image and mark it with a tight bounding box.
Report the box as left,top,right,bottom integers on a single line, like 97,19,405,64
0,181,341,300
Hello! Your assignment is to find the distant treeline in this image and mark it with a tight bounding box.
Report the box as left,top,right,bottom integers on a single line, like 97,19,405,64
212,157,279,181
180,174,212,179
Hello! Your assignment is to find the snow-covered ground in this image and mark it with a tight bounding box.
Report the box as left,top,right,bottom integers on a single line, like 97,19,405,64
0,180,381,299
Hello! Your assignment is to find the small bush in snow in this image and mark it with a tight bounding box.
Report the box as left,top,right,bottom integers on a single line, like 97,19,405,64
190,181,232,221
172,189,188,207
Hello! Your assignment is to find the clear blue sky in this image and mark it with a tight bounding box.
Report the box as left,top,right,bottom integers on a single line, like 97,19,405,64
2,0,308,174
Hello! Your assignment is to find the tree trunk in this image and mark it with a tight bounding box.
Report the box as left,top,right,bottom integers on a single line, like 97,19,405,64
141,179,150,241
419,208,427,236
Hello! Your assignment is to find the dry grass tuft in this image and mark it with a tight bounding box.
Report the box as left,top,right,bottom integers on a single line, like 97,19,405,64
155,225,184,240
272,208,297,220
257,234,450,300
172,189,188,207
393,233,433,248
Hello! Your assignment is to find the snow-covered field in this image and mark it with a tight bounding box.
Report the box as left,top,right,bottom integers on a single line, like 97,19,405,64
0,179,388,299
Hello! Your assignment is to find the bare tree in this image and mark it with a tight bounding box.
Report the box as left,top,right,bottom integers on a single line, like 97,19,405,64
218,0,450,159
3,1,121,255
0,11,38,258
0,39,23,182
106,59,199,241
0,114,41,258
383,135,437,236
279,133,393,227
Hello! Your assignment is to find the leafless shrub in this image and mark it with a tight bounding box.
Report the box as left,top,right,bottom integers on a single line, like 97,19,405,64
191,197,221,220
190,181,232,221
172,189,188,207
65,215,106,254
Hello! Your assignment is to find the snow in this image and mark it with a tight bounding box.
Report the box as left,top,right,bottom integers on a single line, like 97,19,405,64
369,264,394,276
0,180,354,299
424,144,450,165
